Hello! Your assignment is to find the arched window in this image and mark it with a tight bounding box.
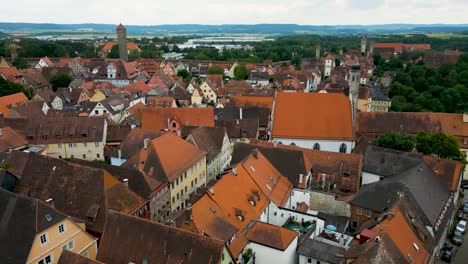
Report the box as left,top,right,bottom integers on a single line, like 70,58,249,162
339,143,347,153
290,142,296,146
313,143,320,150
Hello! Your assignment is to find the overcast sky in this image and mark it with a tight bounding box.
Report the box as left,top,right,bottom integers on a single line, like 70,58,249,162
4,0,468,25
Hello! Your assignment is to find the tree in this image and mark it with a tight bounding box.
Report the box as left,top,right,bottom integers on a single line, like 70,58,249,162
50,74,72,92
234,65,248,80
177,69,192,85
107,44,119,58
0,78,26,97
208,65,224,75
415,132,466,163
12,57,29,69
375,132,415,152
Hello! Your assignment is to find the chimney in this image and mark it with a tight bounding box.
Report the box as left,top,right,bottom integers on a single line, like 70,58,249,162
123,178,129,187
239,107,243,120
118,149,122,161
273,142,278,148
209,187,214,194
144,138,150,150
46,198,54,208
299,174,304,184
232,167,238,176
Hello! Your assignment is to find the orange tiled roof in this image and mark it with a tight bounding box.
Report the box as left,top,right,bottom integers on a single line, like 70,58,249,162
0,92,28,116
245,221,297,251
101,42,140,52
141,108,214,132
229,96,274,111
0,67,22,83
370,205,431,264
272,93,354,140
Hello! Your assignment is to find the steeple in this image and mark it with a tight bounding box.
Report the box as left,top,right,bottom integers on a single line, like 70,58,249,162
116,23,128,62
349,64,361,126
315,41,321,59
361,36,367,56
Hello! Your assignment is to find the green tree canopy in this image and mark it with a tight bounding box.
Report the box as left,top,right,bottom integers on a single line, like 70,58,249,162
50,73,72,92
375,132,415,152
234,64,249,80
415,132,466,163
208,65,224,75
176,69,192,85
12,57,29,69
0,78,26,97
108,44,119,58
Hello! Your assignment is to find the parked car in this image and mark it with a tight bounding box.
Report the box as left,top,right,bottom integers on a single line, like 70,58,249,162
463,202,468,213
452,231,463,246
456,220,467,233
441,249,452,263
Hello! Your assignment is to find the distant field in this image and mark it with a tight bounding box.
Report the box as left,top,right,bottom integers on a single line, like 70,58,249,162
427,33,468,39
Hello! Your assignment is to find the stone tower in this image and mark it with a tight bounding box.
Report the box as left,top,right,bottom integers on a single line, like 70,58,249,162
361,36,367,56
315,42,321,59
116,23,128,62
349,64,361,125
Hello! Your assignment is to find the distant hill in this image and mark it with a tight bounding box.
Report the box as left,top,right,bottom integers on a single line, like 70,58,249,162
0,22,467,36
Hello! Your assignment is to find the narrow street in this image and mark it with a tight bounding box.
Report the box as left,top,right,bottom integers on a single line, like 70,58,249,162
454,190,468,264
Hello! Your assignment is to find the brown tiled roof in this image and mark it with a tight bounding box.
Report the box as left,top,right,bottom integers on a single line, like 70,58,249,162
187,126,227,162
0,92,28,116
141,108,214,132
357,112,468,148
372,43,430,53
97,211,226,264
118,128,161,159
224,80,252,89
272,93,353,140
106,125,132,143
2,116,106,145
5,151,146,234
0,126,28,151
206,74,224,89
245,221,297,251
122,133,206,183
7,100,48,118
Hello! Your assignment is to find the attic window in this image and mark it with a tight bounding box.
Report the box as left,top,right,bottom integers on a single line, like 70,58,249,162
45,214,52,222
266,184,272,191
413,243,419,252
81,129,88,138
313,143,320,150
407,254,414,263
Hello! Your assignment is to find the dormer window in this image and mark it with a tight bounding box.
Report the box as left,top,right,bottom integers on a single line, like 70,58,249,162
313,143,320,150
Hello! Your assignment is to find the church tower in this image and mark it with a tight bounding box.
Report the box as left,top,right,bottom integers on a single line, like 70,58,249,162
349,64,361,126
116,23,128,62
360,35,367,56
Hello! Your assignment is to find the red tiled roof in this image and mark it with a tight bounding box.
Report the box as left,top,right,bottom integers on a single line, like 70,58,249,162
0,67,22,83
372,43,431,53
272,93,354,140
0,92,28,116
229,96,274,111
0,126,28,151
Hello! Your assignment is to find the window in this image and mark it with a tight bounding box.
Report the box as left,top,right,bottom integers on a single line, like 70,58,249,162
57,143,62,149
83,143,87,147
366,209,372,217
95,142,100,147
83,154,86,159
38,254,53,264
96,154,100,159
313,143,320,150
94,110,99,115
40,233,48,245
351,221,358,229
357,207,363,215
307,258,312,264
339,143,347,153
172,197,175,203
68,240,74,250
84,252,89,257
58,224,65,234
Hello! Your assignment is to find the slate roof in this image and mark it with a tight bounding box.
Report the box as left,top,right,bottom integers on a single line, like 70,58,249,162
97,211,226,264
118,128,161,159
297,238,345,264
350,161,451,227
0,188,67,263
188,126,228,162
215,119,258,139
